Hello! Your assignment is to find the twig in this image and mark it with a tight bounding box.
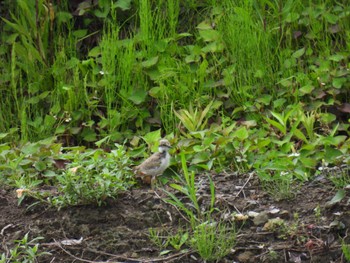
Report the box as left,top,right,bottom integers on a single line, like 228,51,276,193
0,224,15,236
55,238,192,263
87,247,193,263
234,172,254,198
56,242,111,263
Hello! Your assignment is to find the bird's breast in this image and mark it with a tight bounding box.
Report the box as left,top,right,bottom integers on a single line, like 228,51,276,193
159,152,170,171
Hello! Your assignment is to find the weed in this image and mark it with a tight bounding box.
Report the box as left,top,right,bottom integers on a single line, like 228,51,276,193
190,220,236,261
0,233,50,263
314,204,322,223
51,144,135,207
148,228,168,250
327,165,350,189
261,171,298,201
341,238,350,261
163,151,236,261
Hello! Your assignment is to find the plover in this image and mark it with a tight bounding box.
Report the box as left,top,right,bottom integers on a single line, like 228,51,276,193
134,139,171,188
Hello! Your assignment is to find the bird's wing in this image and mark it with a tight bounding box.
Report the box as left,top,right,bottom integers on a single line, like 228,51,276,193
137,153,162,174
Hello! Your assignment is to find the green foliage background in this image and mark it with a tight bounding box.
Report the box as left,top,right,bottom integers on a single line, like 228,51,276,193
0,0,348,144
0,0,350,188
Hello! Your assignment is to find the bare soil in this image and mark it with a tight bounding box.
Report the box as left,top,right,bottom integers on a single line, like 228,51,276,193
1,172,349,263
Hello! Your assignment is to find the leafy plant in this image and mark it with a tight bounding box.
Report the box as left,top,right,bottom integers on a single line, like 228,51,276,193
51,144,135,207
149,227,189,253
165,151,216,224
326,165,350,189
174,100,221,136
261,171,299,201
190,220,236,261
341,238,350,261
0,233,50,263
163,151,236,261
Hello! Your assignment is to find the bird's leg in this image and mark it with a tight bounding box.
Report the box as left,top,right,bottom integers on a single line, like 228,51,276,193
150,176,156,190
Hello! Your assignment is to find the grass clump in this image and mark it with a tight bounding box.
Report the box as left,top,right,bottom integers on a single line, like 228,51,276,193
0,233,50,263
342,238,350,262
162,152,237,261
190,220,236,261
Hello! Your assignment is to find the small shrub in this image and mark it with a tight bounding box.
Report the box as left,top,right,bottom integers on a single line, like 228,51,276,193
51,144,135,207
0,233,50,263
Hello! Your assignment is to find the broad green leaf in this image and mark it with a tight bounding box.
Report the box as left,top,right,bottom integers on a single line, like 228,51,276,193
160,250,172,256
325,189,345,208
34,161,47,171
193,145,206,152
293,128,308,142
73,29,88,38
191,152,211,164
141,56,159,68
265,118,286,135
292,47,305,58
270,111,285,126
196,21,212,30
320,113,336,123
273,98,286,108
320,135,346,146
201,41,224,53
81,129,97,142
299,84,314,94
21,143,41,155
285,12,300,23
233,127,249,141
257,94,272,105
0,133,9,140
332,77,347,89
128,89,147,105
323,13,338,24
198,29,220,42
324,146,343,163
88,46,101,57
56,11,73,24
143,129,161,152
299,157,317,168
149,86,162,98
329,53,345,62
169,183,188,195
279,78,293,87
114,0,132,10
180,232,189,245
257,138,271,148
95,135,111,148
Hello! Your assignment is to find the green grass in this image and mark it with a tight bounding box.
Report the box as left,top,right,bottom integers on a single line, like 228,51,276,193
0,2,349,262
0,233,50,263
1,0,349,144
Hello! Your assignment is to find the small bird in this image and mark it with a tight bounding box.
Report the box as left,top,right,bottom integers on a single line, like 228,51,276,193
134,139,171,188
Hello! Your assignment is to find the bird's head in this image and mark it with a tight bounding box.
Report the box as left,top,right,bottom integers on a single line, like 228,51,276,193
158,139,171,153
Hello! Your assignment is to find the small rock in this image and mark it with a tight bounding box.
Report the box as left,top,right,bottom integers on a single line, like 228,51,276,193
233,213,249,221
269,208,280,214
253,211,269,226
263,217,285,231
279,210,290,219
247,211,259,218
237,251,255,263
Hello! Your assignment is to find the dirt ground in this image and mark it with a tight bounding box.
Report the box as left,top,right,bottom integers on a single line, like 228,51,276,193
1,172,349,263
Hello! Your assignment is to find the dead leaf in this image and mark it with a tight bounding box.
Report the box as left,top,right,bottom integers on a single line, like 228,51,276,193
60,237,83,246
337,103,350,113
16,189,28,198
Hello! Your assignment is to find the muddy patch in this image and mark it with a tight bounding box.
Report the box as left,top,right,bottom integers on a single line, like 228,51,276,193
0,173,349,262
